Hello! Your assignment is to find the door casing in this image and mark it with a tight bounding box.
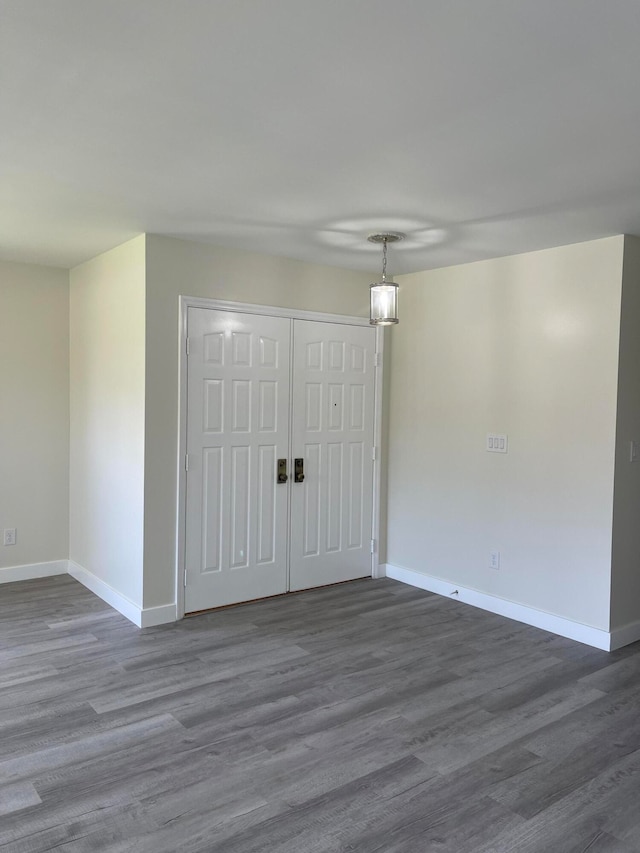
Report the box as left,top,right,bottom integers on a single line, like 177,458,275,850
175,296,385,620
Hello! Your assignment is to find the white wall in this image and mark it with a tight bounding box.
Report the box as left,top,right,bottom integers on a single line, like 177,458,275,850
387,237,624,631
0,260,69,572
143,235,373,607
611,235,640,631
69,236,146,607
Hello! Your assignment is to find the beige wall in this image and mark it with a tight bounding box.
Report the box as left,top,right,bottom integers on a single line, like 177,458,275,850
610,235,640,630
69,236,146,606
387,237,624,631
143,235,373,607
0,260,69,571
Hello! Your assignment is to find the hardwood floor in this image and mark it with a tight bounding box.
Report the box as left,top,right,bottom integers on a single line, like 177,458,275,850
1,575,640,852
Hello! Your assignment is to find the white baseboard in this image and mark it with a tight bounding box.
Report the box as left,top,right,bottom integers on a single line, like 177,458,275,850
610,619,640,651
0,560,68,584
67,561,177,629
68,561,143,626
140,602,178,628
383,563,614,651
2,557,180,628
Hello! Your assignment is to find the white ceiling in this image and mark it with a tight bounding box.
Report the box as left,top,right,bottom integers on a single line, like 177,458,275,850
2,0,640,274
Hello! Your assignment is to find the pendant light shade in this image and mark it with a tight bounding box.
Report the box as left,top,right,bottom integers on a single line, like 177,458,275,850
370,281,399,325
368,232,404,326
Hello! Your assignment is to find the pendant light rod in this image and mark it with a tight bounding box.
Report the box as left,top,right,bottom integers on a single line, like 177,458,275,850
382,238,388,282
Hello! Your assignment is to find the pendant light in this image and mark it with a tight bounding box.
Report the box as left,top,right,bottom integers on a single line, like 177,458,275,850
368,232,404,325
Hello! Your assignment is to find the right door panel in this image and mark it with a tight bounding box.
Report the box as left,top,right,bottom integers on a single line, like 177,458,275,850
289,320,376,591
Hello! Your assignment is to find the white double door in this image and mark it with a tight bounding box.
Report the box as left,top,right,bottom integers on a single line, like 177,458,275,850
184,307,377,612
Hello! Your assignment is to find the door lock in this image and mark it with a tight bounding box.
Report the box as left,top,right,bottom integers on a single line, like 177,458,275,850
294,458,305,483
277,458,288,483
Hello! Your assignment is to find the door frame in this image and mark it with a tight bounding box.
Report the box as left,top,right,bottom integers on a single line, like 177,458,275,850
175,296,386,620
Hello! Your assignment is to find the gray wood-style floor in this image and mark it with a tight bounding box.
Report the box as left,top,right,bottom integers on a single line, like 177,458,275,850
1,577,640,853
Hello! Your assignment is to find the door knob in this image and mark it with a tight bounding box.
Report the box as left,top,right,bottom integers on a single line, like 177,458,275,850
294,458,304,483
277,458,288,483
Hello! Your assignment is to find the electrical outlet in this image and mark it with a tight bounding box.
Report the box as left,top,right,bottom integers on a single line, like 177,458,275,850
489,550,500,570
3,528,16,546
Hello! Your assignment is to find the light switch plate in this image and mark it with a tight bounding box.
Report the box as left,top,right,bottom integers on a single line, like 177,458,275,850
487,433,508,453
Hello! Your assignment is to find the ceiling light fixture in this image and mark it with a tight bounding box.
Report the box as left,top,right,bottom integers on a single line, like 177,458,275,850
368,232,404,326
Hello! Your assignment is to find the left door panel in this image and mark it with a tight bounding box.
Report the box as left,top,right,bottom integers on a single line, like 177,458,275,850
185,308,291,612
